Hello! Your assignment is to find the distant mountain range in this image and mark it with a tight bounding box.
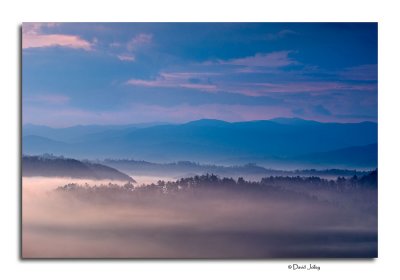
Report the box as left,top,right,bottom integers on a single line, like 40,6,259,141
22,155,135,182
22,118,377,168
102,159,371,178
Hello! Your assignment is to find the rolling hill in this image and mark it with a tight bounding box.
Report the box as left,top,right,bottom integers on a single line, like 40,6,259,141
22,155,135,182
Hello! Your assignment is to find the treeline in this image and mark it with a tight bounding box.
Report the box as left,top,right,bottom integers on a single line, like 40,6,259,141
57,169,377,195
149,170,377,190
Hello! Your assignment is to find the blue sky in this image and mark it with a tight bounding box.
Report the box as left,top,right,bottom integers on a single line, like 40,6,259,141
22,23,377,127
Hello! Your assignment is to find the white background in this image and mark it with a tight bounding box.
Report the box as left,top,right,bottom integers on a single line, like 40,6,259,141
1,0,399,279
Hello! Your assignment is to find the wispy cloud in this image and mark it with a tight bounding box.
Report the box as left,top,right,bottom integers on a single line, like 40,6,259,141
22,23,94,50
110,33,153,61
126,72,218,92
126,70,376,98
117,54,135,61
215,51,297,68
127,33,153,51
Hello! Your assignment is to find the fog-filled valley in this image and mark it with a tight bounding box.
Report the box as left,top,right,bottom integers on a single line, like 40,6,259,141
23,171,377,258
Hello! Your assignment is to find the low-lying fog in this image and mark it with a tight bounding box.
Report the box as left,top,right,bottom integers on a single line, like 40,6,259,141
22,176,377,258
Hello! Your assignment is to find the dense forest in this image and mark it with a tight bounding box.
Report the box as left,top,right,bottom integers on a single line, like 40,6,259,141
56,170,377,196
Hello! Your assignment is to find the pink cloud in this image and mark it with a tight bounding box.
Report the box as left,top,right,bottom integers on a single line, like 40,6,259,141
126,72,217,92
22,23,93,50
126,69,376,97
160,72,219,79
178,83,217,91
126,79,165,87
23,34,93,50
217,51,296,68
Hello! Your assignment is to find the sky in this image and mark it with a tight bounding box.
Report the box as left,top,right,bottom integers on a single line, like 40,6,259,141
22,23,377,127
